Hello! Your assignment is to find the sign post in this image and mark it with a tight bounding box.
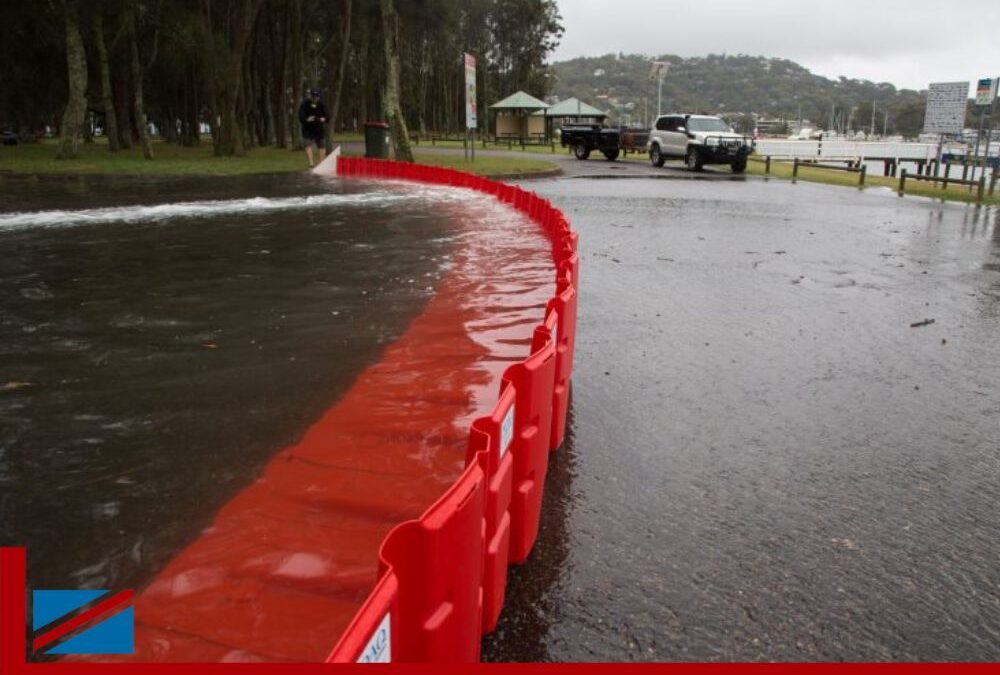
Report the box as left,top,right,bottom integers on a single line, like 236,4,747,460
464,53,477,163
923,82,970,177
973,78,998,180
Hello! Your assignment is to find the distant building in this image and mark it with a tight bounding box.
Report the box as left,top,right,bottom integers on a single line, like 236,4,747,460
755,118,788,136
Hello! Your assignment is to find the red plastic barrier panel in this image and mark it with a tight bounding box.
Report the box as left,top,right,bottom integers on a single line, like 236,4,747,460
327,570,399,663
561,252,581,293
466,383,517,633
504,328,557,565
376,453,488,662
548,274,577,452
331,157,579,652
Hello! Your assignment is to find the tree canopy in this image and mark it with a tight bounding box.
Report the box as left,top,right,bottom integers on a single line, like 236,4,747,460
0,0,564,157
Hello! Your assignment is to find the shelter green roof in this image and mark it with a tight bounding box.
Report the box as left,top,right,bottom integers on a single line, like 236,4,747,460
489,91,549,111
544,98,607,118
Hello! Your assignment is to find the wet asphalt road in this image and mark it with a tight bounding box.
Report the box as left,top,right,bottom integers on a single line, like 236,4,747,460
484,176,1000,662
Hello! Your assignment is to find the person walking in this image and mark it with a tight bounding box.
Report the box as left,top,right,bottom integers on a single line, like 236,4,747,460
299,88,329,167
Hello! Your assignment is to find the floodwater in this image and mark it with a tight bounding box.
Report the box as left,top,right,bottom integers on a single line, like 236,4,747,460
0,174,451,593
0,173,554,661
484,176,1000,662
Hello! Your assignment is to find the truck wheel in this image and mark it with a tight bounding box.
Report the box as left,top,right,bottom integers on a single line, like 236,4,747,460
650,145,665,167
603,149,620,161
686,147,704,172
731,158,748,174
574,145,591,161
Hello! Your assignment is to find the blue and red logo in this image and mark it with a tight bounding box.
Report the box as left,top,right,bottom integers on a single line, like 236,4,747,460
32,589,134,655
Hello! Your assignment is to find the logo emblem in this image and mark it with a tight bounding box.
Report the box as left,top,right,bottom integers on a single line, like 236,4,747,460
32,590,134,655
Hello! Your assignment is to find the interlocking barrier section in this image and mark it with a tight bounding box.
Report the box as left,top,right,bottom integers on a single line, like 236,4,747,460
326,157,579,663
0,158,577,667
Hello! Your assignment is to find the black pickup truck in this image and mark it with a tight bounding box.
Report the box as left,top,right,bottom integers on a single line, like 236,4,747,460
559,125,648,161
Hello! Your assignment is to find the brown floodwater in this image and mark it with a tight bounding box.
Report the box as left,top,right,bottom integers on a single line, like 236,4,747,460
0,173,459,614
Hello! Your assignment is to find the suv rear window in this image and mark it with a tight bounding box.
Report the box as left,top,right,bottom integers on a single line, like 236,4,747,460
686,118,731,132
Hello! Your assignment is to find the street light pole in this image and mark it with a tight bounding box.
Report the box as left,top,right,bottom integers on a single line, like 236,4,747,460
649,61,670,118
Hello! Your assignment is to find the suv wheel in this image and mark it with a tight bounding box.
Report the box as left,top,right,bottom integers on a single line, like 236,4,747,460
650,145,665,167
686,147,704,172
574,144,591,161
731,158,748,174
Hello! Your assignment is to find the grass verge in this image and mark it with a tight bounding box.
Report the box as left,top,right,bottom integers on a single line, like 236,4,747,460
408,150,558,177
747,157,999,206
0,140,308,176
0,139,559,179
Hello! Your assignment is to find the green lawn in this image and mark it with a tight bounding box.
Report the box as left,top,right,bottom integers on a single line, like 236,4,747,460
0,140,310,176
0,139,558,178
409,150,558,177
414,137,565,156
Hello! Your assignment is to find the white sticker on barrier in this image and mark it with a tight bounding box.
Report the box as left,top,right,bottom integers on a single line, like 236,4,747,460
551,313,559,347
500,404,515,458
357,613,391,663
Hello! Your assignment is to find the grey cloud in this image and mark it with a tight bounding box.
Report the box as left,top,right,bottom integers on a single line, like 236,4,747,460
553,0,1000,90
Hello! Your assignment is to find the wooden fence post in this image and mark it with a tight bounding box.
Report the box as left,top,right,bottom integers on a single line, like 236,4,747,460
859,165,867,188
792,157,799,182
899,169,907,196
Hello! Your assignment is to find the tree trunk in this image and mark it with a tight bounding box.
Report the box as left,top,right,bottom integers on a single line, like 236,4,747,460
56,1,88,160
92,13,120,151
129,4,153,159
214,0,263,156
114,59,134,149
418,35,428,136
328,0,352,135
287,0,304,152
380,0,412,162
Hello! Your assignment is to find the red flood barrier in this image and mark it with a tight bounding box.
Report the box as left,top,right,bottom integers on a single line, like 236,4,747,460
504,325,557,566
467,385,516,634
328,156,578,663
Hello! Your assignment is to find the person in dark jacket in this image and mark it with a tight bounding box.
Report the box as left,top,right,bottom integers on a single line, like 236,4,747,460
298,88,329,167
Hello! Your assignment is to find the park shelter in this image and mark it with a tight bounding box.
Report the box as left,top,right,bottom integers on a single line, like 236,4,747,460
545,98,607,125
489,91,549,139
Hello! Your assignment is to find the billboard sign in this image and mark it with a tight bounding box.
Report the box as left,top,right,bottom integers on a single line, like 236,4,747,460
923,81,969,135
975,77,998,107
464,53,477,130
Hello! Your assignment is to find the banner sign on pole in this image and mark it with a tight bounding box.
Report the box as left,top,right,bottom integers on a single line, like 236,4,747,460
975,77,999,107
464,54,478,130
923,82,970,136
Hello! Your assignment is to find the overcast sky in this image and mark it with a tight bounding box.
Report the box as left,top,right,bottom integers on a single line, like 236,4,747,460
552,0,1000,92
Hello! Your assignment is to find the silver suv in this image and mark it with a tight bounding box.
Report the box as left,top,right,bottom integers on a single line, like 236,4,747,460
648,114,753,173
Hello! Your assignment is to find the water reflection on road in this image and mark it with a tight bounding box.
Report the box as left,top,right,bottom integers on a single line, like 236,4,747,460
484,177,1000,662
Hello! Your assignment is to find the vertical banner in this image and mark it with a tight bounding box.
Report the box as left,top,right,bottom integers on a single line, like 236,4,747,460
464,53,478,130
464,53,477,162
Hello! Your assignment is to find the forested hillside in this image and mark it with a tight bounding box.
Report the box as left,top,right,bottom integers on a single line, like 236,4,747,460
550,53,957,137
